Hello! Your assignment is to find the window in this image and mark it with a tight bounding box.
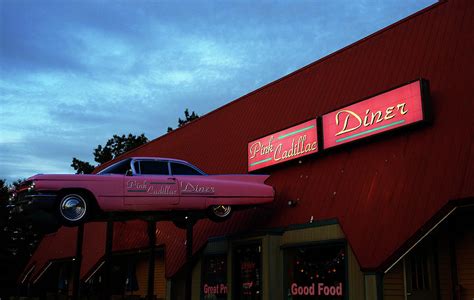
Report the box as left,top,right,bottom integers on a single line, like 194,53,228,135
410,253,430,290
406,245,437,299
233,242,262,300
99,159,132,175
138,161,169,175
171,162,202,175
201,254,228,300
284,243,346,299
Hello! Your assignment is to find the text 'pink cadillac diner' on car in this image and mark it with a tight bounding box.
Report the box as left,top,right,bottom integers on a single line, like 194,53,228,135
11,157,275,226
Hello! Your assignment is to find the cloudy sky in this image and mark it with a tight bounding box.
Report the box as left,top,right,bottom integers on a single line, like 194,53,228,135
0,0,435,182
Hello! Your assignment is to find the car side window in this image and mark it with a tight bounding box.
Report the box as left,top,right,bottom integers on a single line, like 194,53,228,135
139,161,169,175
170,162,202,175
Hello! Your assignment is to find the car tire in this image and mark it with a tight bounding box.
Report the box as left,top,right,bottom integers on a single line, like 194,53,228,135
208,205,232,222
57,193,90,227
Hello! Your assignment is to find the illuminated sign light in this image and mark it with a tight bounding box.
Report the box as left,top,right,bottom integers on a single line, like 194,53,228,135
322,80,428,149
247,80,429,171
248,119,318,172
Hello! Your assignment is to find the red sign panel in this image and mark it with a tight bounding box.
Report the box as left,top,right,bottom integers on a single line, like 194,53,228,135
322,80,426,149
248,119,318,172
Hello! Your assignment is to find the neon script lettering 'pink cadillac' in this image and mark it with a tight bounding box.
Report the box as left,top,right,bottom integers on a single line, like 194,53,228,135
248,119,319,172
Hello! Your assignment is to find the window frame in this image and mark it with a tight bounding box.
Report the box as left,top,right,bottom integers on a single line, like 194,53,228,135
129,158,206,176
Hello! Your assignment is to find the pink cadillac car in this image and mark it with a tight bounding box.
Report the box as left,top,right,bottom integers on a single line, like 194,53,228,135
12,157,274,226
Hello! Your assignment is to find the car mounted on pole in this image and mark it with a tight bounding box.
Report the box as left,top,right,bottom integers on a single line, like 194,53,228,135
9,157,275,228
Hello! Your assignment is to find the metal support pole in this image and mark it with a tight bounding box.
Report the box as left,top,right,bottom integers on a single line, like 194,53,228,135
147,221,156,300
185,219,193,300
449,219,459,300
102,221,114,300
72,224,84,300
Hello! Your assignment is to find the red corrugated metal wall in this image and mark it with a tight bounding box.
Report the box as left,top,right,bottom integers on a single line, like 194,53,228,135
26,0,474,280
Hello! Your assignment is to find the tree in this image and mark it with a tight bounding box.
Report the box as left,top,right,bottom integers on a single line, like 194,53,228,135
167,108,200,132
0,179,8,202
0,178,42,296
71,158,95,174
71,133,149,174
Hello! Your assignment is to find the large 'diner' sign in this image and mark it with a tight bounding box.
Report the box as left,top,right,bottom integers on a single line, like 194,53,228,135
322,80,428,149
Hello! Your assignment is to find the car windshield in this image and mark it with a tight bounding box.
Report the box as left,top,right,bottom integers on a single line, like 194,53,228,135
98,159,132,175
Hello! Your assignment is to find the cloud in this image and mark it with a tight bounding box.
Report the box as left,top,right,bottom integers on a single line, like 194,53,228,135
0,0,436,182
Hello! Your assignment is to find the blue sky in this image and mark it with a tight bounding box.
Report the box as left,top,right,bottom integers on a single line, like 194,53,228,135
0,0,435,182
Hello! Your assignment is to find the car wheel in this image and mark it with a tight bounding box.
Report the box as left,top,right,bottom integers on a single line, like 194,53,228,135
57,193,90,226
208,205,232,222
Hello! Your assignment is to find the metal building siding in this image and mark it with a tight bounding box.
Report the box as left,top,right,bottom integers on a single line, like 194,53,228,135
27,222,107,280
27,227,77,281
151,0,472,274
79,222,107,278
25,0,474,280
112,220,149,252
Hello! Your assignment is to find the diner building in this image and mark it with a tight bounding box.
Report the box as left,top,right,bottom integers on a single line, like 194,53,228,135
20,0,473,299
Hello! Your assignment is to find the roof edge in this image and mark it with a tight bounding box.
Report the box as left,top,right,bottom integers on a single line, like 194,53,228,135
376,197,474,274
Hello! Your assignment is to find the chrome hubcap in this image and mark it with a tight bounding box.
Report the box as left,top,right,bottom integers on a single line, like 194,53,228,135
60,194,86,222
212,205,231,218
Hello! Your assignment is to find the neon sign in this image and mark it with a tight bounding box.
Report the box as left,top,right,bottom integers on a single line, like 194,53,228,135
322,80,428,149
248,119,319,172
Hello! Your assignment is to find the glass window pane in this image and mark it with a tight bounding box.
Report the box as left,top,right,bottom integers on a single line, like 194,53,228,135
171,162,201,175
139,161,169,175
202,254,228,300
233,243,262,300
285,244,345,299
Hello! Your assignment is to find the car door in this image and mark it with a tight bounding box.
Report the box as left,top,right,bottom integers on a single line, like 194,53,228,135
124,160,179,210
170,161,210,210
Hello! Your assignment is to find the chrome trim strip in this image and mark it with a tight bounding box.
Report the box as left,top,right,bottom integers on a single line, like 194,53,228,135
24,194,57,199
21,265,35,284
85,261,105,283
33,261,53,284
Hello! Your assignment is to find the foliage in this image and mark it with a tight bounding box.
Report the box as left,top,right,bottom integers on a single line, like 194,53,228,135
71,133,148,174
94,133,148,164
71,158,95,174
167,108,200,132
0,178,41,294
0,179,8,201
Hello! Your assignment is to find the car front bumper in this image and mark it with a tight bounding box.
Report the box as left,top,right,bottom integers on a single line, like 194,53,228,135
12,191,58,213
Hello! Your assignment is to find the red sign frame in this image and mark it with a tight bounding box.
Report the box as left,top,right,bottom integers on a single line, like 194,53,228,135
322,79,429,149
248,119,319,172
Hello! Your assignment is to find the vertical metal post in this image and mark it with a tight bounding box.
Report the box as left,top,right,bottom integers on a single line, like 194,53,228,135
185,219,193,300
147,221,156,300
102,221,114,300
448,219,459,300
72,224,84,300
